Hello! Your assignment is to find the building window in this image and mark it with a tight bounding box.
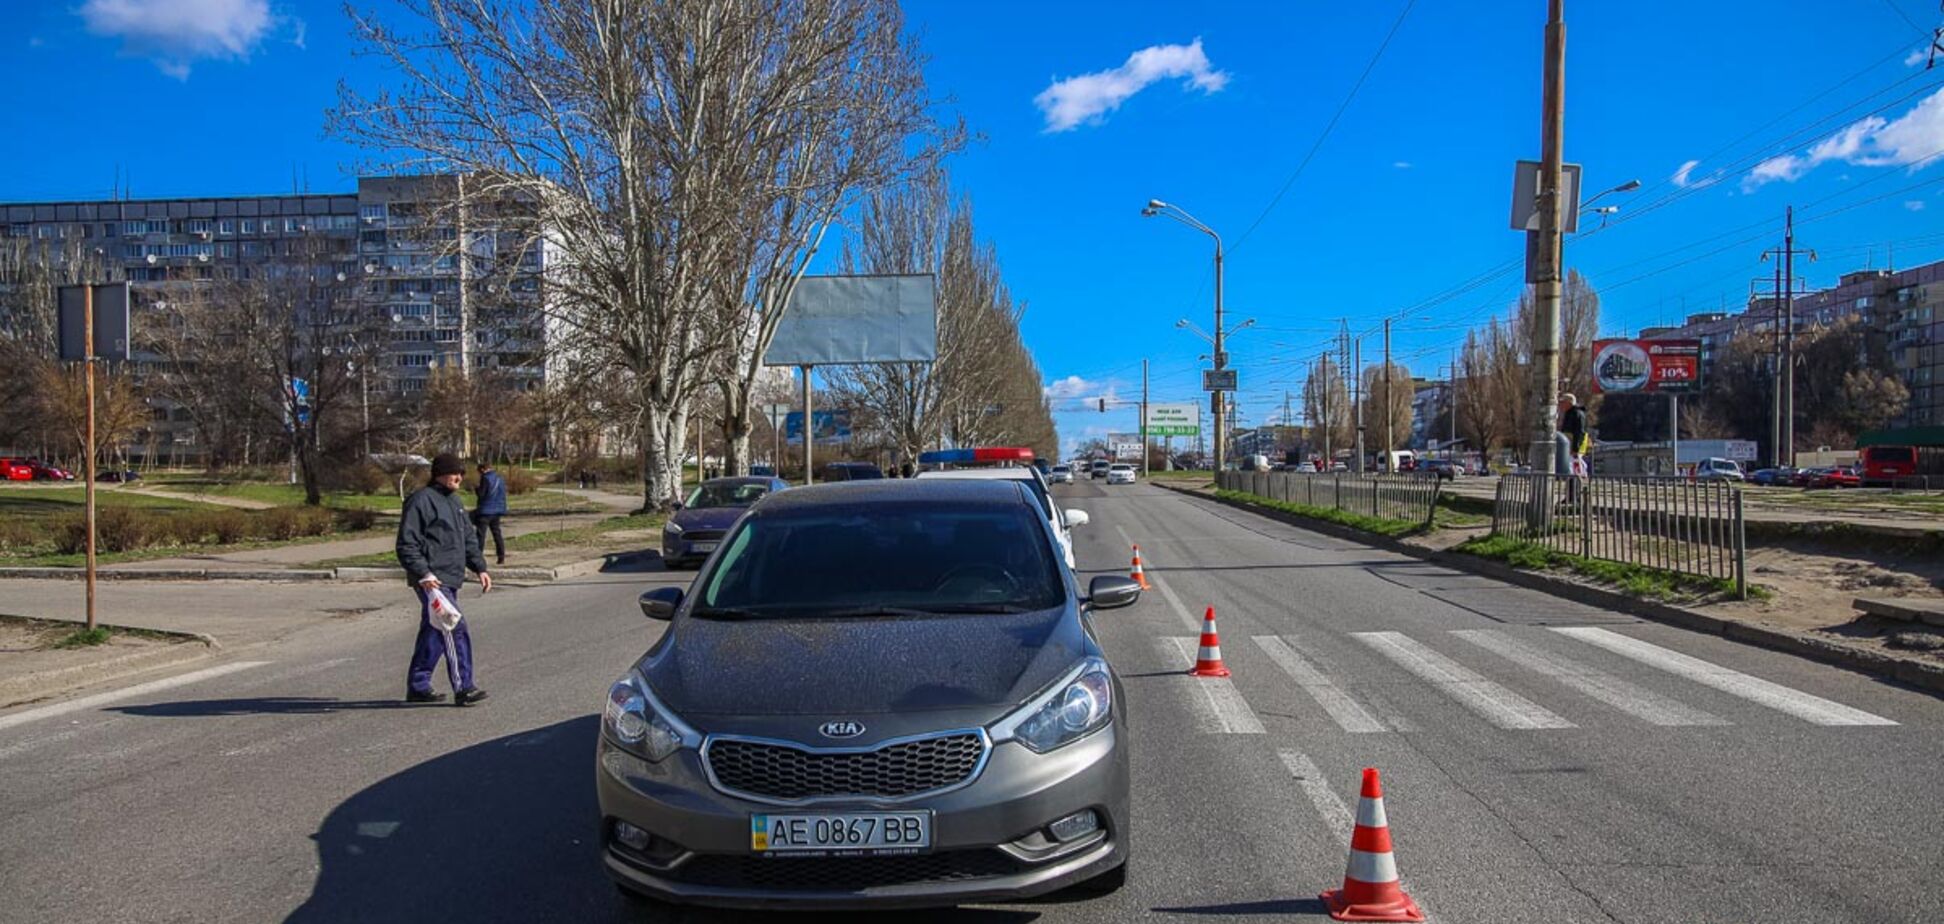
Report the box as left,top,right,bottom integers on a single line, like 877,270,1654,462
240,242,265,257
360,204,388,221
216,242,235,257
398,353,433,368
185,220,212,234
218,219,236,235
241,219,257,234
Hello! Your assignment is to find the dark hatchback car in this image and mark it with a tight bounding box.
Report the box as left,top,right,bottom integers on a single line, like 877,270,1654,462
599,480,1139,910
818,462,885,482
662,477,787,569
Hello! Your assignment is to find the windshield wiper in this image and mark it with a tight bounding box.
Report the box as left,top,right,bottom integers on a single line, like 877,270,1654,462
688,606,762,620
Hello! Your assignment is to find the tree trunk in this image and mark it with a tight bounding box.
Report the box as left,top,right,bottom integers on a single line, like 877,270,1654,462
639,403,686,513
719,377,754,477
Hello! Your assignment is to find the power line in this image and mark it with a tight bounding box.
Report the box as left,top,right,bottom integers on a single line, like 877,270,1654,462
1229,0,1417,253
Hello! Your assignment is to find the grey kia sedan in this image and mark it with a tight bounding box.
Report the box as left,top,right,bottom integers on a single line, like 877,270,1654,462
598,479,1139,909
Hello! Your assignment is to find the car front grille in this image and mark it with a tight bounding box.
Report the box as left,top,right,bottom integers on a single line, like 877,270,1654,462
705,732,986,801
666,850,1020,891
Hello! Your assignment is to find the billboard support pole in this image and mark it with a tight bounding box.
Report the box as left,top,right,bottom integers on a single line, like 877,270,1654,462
1141,359,1150,478
1669,393,1679,477
83,285,98,633
800,365,814,485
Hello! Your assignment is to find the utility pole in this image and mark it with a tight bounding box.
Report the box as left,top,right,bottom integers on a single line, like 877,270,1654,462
1382,317,1393,467
1213,240,1227,474
1353,335,1365,474
1316,354,1333,466
1448,352,1458,455
1760,209,1812,469
1526,0,1568,474
1772,257,1783,469
82,286,98,632
1141,358,1151,477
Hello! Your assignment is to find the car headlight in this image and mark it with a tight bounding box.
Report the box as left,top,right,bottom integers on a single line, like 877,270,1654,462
603,670,698,762
990,657,1112,753
664,521,684,535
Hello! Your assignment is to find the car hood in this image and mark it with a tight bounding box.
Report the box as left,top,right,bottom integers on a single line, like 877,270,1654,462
644,606,1085,718
668,506,747,532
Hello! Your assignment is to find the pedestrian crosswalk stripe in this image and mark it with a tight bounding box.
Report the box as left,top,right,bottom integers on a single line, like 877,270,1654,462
1353,632,1577,730
1452,629,1729,727
1550,627,1897,727
1157,638,1266,734
1252,636,1387,733
0,661,271,733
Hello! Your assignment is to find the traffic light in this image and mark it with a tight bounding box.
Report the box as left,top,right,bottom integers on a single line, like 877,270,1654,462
1098,398,1107,412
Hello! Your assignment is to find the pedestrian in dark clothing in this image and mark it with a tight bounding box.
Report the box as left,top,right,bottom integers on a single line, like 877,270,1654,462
473,461,508,565
396,452,493,706
899,462,915,479
1557,393,1590,502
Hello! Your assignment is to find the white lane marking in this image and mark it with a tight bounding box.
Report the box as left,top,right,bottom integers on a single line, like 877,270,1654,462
1354,632,1576,730
0,661,271,733
1452,630,1729,727
1157,637,1265,734
1252,636,1387,733
1552,627,1898,727
1278,748,1353,844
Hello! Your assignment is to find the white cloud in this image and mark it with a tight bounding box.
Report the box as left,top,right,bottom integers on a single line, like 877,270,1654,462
1744,86,1944,190
1908,48,1929,68
1671,159,1701,187
1043,375,1099,400
1035,38,1229,132
1907,200,1927,211
1392,161,1412,169
79,0,291,79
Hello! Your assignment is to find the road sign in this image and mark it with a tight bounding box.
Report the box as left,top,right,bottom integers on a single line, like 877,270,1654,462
1592,339,1701,394
1202,369,1237,392
1509,160,1583,233
1145,402,1200,436
58,283,131,362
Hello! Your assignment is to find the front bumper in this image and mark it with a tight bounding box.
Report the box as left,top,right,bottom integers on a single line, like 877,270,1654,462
596,722,1128,909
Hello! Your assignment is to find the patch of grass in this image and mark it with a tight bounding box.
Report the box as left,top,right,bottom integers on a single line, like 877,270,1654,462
153,482,597,514
1451,534,1767,602
51,626,113,648
1213,489,1424,537
314,511,664,569
0,487,214,513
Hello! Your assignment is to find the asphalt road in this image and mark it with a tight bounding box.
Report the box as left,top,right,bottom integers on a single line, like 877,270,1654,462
1,480,1939,923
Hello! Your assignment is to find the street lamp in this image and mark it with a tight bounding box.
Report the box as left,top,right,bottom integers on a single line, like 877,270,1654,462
1579,178,1641,212
1144,199,1229,471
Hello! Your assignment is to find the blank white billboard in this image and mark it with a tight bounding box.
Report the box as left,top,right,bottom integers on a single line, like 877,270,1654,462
763,273,938,366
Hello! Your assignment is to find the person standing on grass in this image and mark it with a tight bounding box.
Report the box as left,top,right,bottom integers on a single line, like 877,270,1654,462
473,460,508,565
396,452,492,706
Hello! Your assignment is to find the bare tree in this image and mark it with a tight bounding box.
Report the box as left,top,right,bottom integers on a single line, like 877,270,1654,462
1360,361,1414,453
1303,354,1351,460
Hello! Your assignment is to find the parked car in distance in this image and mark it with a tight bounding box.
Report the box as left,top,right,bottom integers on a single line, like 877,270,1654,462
1791,467,1828,488
1420,459,1462,480
1106,464,1136,485
1294,462,1318,474
1090,460,1111,479
1692,458,1745,482
0,458,34,481
663,476,787,569
93,468,142,483
1860,445,1918,486
1048,465,1074,484
818,462,885,482
1748,467,1792,486
748,464,776,477
1811,465,1861,489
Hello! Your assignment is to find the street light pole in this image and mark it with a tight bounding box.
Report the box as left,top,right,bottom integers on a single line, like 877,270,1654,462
1144,200,1226,472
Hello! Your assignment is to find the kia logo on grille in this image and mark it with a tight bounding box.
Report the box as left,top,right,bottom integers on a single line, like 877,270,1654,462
819,721,866,739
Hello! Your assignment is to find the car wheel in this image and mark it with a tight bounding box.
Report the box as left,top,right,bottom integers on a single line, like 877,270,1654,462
1061,860,1127,899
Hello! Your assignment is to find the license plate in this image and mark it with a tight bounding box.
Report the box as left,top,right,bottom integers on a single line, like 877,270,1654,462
750,812,931,855
690,542,718,553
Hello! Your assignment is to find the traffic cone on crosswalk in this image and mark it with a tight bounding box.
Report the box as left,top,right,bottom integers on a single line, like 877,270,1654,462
1129,545,1152,590
1188,606,1230,677
1320,768,1424,922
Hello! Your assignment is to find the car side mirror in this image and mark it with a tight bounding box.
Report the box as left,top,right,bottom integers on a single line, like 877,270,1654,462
1084,575,1141,611
1064,509,1090,528
638,586,684,620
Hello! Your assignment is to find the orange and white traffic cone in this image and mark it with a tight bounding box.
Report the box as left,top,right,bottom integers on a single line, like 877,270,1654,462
1188,606,1230,677
1130,545,1152,590
1321,768,1424,922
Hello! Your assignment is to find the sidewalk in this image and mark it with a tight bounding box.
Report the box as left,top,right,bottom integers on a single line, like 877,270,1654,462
1438,476,1944,537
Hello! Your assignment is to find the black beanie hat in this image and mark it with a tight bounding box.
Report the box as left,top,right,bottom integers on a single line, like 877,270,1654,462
431,453,465,477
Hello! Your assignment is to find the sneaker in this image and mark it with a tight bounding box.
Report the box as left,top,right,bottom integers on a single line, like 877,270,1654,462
455,688,490,706
406,689,448,704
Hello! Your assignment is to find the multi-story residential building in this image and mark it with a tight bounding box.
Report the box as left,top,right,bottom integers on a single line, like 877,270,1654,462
1644,259,1944,427
0,176,551,460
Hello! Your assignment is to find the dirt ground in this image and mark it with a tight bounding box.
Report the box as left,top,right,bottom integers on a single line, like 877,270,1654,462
1707,540,1944,664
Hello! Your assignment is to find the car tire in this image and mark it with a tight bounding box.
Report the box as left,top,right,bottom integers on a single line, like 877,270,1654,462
1061,859,1127,899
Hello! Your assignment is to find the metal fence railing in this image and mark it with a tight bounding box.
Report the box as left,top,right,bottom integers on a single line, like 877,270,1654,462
1215,471,1443,528
1491,474,1746,598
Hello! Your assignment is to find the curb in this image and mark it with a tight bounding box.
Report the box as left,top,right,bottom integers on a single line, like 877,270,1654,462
1160,483,1944,697
0,624,219,710
0,567,335,582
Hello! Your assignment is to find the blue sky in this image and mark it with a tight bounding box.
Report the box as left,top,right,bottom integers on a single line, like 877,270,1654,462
6,1,1944,457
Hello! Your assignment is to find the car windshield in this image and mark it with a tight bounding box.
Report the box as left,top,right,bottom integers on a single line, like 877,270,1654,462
686,482,771,509
696,502,1065,617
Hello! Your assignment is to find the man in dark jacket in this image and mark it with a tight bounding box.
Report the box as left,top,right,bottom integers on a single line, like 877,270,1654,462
396,453,493,705
472,461,509,565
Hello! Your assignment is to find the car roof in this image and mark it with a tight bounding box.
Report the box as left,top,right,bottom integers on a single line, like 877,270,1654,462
915,467,1039,481
750,478,1030,514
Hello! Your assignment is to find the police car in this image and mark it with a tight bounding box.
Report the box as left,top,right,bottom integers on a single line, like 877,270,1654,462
915,448,1089,570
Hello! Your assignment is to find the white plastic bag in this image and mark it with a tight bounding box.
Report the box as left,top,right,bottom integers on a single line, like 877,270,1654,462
427,587,464,631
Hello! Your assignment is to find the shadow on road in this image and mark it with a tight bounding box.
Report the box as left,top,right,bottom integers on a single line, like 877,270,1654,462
283,715,1044,924
111,697,431,717
1152,898,1328,915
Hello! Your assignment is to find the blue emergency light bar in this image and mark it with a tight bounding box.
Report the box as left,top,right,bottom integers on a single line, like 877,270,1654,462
918,447,1035,464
